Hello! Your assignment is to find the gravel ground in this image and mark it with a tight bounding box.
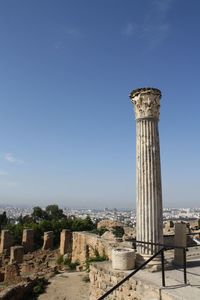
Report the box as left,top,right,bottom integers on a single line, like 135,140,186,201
37,271,90,300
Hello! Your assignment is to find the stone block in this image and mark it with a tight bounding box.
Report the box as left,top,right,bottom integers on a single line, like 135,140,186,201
42,231,54,250
22,229,34,253
20,262,35,276
0,230,13,255
4,263,20,283
174,223,187,266
60,229,72,255
112,248,135,270
10,246,24,264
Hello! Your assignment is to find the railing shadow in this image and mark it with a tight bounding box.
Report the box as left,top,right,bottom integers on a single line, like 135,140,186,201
97,240,190,300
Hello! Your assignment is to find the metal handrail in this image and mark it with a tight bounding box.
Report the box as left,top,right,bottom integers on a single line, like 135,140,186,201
97,240,188,300
133,240,187,284
133,239,187,249
97,247,164,300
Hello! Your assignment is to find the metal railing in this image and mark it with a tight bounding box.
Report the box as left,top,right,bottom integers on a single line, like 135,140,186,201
134,240,187,284
97,240,188,300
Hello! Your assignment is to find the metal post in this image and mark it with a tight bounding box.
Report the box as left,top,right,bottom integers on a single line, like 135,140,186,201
97,248,163,300
161,248,165,287
183,248,187,284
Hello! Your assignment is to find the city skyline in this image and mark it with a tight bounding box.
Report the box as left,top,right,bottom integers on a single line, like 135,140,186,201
0,0,200,208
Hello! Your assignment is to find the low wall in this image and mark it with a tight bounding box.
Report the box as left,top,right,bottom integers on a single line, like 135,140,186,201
71,232,119,265
89,261,162,300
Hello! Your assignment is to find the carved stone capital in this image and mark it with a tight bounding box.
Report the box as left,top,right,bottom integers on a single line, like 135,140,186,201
129,87,161,120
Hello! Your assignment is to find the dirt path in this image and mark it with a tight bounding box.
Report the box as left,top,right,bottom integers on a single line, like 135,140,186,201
37,271,90,300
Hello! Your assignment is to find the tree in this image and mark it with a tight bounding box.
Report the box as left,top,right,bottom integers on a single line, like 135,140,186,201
71,215,95,231
82,215,95,231
45,204,64,220
0,211,8,230
32,206,48,222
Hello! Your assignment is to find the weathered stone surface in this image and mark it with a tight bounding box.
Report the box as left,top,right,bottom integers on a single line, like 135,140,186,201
10,246,24,264
89,261,162,300
22,229,34,253
0,230,13,255
130,87,161,120
174,223,187,266
20,249,58,277
71,232,118,265
112,248,135,270
42,231,54,250
101,231,117,241
97,220,123,230
60,229,72,255
4,263,21,283
130,88,163,257
123,226,136,241
20,262,35,276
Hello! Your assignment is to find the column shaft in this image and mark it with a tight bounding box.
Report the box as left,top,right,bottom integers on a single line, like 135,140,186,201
136,118,163,255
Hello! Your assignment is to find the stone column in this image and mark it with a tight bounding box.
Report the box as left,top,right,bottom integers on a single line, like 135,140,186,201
129,87,163,257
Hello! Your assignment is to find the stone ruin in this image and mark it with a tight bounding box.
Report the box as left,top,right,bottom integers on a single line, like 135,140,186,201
97,220,124,230
42,231,54,250
0,228,71,298
10,246,24,264
0,230,13,255
60,229,72,256
0,217,197,300
0,230,56,281
4,263,21,284
22,229,34,253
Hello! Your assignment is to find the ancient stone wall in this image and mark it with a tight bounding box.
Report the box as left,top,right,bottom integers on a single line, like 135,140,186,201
71,232,120,265
60,229,72,255
71,232,134,267
89,261,167,300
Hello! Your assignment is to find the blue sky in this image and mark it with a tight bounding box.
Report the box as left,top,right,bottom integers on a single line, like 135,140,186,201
0,0,200,208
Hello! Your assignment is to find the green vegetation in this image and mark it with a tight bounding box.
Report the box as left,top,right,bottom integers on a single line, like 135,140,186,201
111,226,124,238
90,227,108,236
0,212,8,230
32,278,48,297
56,254,64,265
0,204,96,248
56,254,79,270
67,261,80,270
85,249,108,271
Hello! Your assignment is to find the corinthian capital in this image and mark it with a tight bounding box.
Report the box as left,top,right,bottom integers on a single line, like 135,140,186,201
129,87,161,120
